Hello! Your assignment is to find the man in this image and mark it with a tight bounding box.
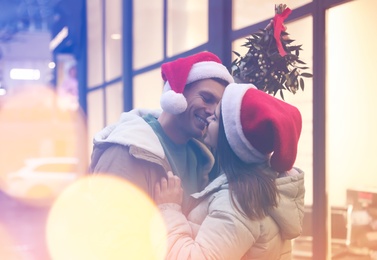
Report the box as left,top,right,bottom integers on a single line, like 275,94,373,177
90,51,234,210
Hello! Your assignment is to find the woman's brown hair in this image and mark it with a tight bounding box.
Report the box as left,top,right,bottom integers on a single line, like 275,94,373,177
216,107,279,220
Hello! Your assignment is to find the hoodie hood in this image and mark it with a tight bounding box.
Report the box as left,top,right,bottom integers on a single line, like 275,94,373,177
268,167,305,239
91,109,165,164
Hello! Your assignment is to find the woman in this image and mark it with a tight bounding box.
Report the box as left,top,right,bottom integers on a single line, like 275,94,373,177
155,83,305,260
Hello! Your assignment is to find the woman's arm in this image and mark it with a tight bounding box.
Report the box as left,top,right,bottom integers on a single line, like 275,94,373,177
155,174,256,260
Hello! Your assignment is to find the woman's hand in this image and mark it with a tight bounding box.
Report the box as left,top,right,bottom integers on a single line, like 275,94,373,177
155,171,183,205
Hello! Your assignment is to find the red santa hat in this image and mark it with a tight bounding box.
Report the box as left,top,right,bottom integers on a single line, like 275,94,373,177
221,83,302,172
160,51,234,114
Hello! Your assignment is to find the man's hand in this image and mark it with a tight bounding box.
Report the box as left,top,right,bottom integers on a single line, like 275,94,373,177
155,171,183,205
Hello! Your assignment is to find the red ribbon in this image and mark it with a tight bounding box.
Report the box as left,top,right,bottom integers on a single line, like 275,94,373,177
273,8,292,56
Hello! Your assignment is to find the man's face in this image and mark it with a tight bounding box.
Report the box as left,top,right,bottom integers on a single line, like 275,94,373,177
176,79,225,141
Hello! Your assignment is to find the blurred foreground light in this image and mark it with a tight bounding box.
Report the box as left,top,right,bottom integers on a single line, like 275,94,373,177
0,84,87,207
46,175,167,260
10,69,40,80
48,62,56,69
0,222,17,260
50,27,68,51
0,88,6,96
111,33,122,40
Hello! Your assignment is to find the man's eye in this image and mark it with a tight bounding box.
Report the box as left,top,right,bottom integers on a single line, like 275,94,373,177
201,95,212,103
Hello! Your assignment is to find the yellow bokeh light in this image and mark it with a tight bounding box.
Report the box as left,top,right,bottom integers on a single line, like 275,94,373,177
46,174,167,260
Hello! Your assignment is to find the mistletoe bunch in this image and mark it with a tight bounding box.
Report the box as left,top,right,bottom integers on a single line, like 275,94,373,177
231,4,313,99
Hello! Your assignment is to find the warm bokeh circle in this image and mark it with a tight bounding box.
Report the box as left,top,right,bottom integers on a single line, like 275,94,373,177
46,174,167,260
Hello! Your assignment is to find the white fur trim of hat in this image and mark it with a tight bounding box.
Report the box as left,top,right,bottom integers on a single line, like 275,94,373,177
221,83,268,163
160,51,234,115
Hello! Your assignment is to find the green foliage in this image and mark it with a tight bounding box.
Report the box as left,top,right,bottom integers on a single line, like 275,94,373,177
231,27,313,100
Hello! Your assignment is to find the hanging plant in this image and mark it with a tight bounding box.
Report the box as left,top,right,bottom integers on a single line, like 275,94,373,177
231,4,313,100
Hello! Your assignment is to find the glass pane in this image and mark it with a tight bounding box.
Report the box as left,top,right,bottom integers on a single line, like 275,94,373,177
56,54,79,111
133,0,164,69
87,90,104,159
87,0,104,87
167,0,208,57
0,85,87,179
232,16,314,205
105,82,123,125
327,1,377,252
105,0,122,81
133,69,162,110
232,0,312,30
279,16,313,205
327,0,377,208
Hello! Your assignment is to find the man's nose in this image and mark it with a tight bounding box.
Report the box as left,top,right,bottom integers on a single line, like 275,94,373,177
205,103,217,116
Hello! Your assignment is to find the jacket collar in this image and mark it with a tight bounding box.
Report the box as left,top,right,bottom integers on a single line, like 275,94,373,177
191,173,228,199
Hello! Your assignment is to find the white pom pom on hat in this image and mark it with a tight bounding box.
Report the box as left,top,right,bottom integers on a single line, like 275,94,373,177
160,85,187,114
160,51,234,114
221,83,302,172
